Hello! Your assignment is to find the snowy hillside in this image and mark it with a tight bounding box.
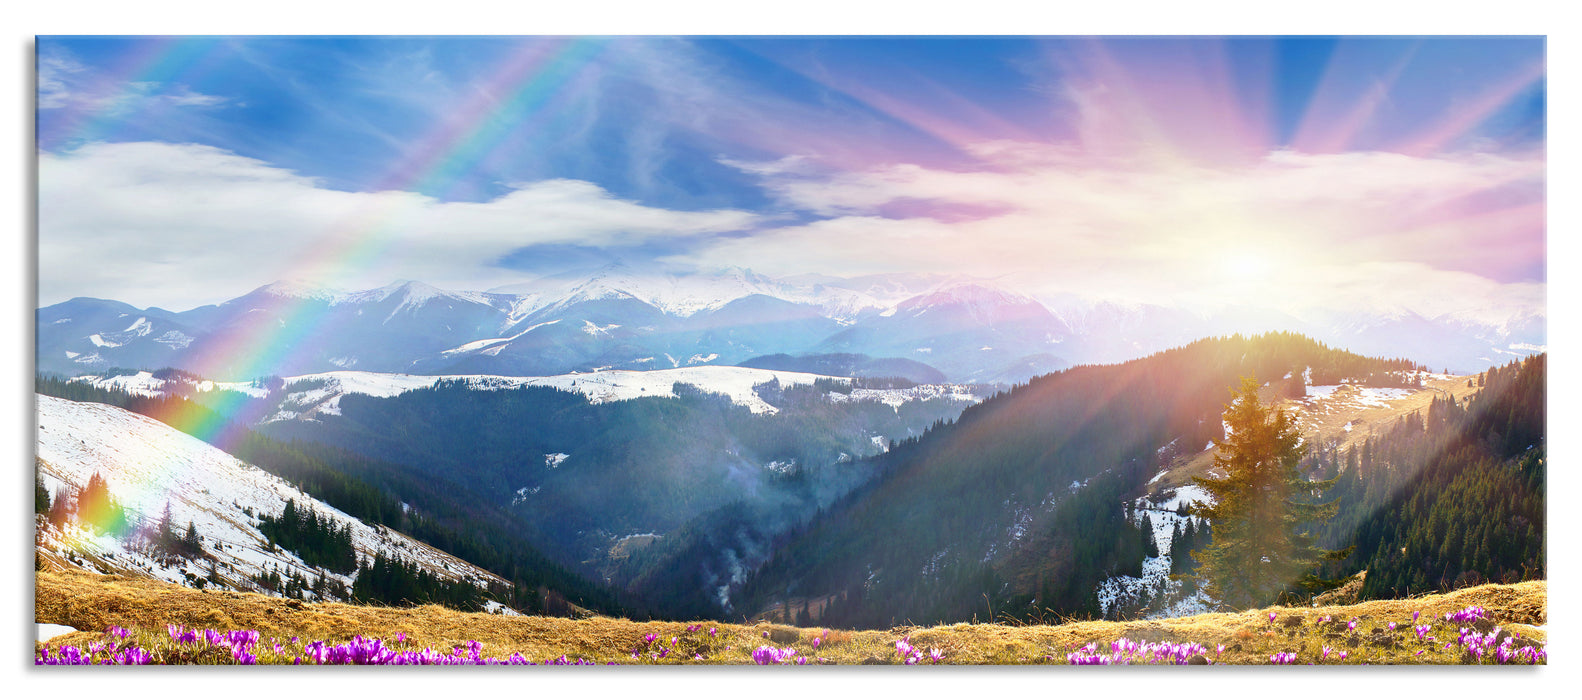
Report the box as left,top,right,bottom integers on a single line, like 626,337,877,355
73,366,985,422
34,394,510,605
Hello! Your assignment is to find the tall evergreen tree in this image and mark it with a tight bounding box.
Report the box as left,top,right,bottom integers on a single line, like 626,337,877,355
1189,377,1348,610
35,476,51,515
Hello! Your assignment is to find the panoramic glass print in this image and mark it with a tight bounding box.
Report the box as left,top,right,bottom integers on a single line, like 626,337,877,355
35,36,1545,666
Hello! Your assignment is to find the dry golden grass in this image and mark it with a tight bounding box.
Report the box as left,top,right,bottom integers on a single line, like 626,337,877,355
36,568,1545,665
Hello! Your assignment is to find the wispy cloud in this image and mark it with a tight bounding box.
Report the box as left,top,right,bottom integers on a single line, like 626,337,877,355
38,142,757,309
37,47,230,114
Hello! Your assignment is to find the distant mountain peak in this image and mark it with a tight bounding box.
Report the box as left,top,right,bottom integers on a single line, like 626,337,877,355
251,279,344,301
898,282,1038,313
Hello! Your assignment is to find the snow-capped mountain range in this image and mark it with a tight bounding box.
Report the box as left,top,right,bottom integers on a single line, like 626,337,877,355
35,393,512,607
37,264,1545,383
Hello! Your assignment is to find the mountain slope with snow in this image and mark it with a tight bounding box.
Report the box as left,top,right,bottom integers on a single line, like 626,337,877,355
34,394,509,604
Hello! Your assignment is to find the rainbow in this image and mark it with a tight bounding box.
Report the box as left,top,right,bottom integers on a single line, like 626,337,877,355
110,37,610,450
42,38,617,545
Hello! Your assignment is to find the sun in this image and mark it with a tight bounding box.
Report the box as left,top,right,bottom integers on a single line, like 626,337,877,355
1223,250,1272,281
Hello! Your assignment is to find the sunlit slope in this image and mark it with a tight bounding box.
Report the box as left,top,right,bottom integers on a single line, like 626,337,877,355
740,332,1423,628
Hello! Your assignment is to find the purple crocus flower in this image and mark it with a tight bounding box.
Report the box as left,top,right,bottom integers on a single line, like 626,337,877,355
115,646,151,665
895,637,914,658
752,645,795,665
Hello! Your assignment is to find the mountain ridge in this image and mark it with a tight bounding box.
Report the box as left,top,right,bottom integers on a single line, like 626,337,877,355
37,265,1545,386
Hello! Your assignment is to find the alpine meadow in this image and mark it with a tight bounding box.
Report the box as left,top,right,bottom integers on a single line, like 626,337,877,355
33,33,1547,677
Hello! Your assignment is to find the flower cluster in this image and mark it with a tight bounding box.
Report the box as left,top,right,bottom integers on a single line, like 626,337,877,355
36,635,153,666
40,624,608,666
36,606,1551,667
1444,605,1487,624
750,645,801,665
1065,638,1210,665
891,635,943,665
1453,626,1545,665
1320,646,1348,661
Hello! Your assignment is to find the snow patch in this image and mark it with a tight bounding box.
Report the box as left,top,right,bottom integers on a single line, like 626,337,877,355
1095,484,1218,619
1304,384,1416,408
826,383,981,410
481,600,522,616
37,623,79,641
71,371,166,397
253,367,832,418
124,317,153,336
154,331,194,350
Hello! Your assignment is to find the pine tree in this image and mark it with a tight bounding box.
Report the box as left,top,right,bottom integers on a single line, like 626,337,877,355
35,476,51,515
47,488,73,528
183,521,202,552
157,501,175,548
1189,377,1349,610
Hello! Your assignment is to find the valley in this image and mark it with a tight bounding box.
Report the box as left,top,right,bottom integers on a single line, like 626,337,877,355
36,329,1546,632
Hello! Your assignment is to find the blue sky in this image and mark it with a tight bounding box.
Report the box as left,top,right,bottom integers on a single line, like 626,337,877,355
37,36,1545,320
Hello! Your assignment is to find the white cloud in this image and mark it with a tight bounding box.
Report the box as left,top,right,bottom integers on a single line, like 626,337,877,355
696,144,1544,318
39,141,757,309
